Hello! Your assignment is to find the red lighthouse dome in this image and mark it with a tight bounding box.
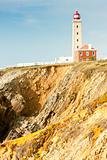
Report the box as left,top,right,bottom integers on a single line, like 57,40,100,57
73,10,81,20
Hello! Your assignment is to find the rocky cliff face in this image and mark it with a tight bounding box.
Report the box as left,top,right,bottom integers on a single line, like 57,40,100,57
0,61,107,159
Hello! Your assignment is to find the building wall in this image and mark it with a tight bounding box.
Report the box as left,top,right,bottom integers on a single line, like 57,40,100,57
75,50,97,62
55,57,73,63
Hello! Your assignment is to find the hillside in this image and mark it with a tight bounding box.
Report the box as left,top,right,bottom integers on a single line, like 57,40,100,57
0,61,107,159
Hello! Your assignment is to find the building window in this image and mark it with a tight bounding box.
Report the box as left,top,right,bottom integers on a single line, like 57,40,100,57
86,51,89,56
77,39,79,42
66,59,69,61
92,51,95,56
90,57,95,61
77,25,78,28
77,32,79,35
80,52,82,56
77,46,79,49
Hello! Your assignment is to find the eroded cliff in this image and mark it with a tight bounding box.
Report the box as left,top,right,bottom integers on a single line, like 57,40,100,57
0,61,107,159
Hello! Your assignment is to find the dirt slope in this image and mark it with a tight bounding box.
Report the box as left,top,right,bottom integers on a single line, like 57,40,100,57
0,61,107,159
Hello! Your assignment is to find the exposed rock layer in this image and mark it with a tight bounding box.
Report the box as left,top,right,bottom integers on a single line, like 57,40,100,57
0,61,107,159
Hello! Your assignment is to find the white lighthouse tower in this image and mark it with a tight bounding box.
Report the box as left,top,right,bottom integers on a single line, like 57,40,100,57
72,10,83,61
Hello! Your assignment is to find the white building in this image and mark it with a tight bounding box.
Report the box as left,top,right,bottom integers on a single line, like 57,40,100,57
55,57,73,63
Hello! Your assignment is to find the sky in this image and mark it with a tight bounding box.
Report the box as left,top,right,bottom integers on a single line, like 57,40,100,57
0,0,107,67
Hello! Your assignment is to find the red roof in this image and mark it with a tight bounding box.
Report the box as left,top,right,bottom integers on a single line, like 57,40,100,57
73,10,81,20
79,44,95,50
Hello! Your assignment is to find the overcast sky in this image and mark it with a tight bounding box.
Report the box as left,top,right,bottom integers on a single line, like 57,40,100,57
0,0,107,67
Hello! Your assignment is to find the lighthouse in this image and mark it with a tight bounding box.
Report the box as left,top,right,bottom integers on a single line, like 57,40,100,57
72,10,83,61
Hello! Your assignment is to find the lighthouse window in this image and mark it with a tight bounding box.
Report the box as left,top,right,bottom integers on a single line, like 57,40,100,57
77,32,79,35
86,52,89,56
77,39,79,42
77,46,79,49
77,25,78,28
80,52,83,56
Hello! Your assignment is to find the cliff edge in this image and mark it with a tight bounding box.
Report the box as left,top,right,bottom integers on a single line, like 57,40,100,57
0,61,107,159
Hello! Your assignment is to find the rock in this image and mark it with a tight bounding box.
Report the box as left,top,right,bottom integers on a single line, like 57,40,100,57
11,94,25,114
0,62,107,159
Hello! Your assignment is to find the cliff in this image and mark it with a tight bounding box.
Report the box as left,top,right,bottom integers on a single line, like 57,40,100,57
0,61,107,159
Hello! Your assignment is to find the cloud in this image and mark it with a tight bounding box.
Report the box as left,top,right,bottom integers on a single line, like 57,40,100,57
0,0,53,6
0,0,53,25
0,0,55,16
